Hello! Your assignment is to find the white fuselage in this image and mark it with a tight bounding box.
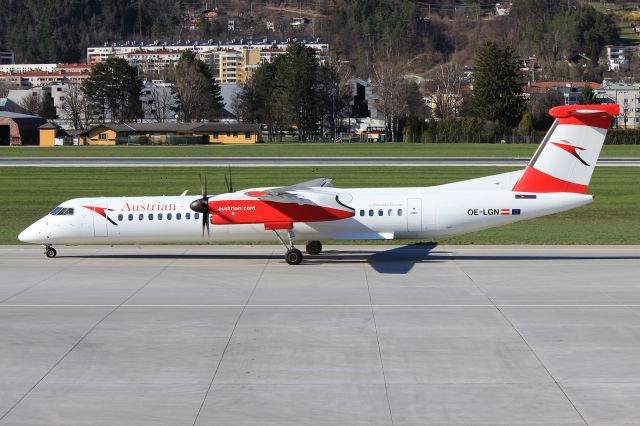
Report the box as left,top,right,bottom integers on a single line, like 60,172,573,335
19,175,593,246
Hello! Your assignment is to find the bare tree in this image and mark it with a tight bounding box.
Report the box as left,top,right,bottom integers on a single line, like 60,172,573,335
169,52,223,122
372,60,404,141
144,85,176,122
61,84,87,130
19,92,41,116
427,62,465,120
0,81,11,98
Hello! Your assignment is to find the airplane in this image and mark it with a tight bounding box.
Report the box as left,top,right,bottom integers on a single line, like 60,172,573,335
18,103,619,265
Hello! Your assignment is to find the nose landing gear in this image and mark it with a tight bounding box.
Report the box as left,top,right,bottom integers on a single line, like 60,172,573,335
44,245,57,258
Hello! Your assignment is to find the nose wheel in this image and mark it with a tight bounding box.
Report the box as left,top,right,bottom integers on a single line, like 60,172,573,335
45,245,57,258
272,229,303,265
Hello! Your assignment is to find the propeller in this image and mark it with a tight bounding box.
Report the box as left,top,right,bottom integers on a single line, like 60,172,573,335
189,174,210,237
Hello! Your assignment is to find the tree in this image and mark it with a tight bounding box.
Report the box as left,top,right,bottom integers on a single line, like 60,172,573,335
315,60,352,140
37,88,57,119
272,44,320,141
82,57,143,123
170,51,224,122
373,60,404,142
61,84,91,130
578,85,600,105
19,93,41,116
0,80,11,98
428,62,465,120
469,42,526,129
146,85,176,122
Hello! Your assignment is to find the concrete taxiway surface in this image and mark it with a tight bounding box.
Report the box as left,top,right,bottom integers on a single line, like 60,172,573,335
1,244,639,425
2,156,640,167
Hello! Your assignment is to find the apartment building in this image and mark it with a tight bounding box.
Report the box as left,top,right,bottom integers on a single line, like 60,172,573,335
596,82,640,128
87,39,328,83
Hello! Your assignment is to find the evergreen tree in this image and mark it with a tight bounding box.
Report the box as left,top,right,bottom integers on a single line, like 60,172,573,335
273,44,319,141
38,88,57,119
469,42,526,129
82,57,143,123
578,85,600,105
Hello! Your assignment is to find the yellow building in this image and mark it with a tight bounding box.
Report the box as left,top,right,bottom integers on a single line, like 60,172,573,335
79,122,262,145
208,48,281,84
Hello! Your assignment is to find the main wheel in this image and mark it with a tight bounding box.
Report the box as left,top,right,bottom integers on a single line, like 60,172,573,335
45,247,57,258
285,248,303,265
305,241,323,255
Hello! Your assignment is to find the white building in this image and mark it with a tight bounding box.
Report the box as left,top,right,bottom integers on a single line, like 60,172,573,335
606,46,632,72
496,2,512,16
596,81,640,128
0,64,57,73
87,38,329,66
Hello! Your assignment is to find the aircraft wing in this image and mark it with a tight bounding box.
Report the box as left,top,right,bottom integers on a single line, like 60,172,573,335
210,178,353,227
244,178,336,205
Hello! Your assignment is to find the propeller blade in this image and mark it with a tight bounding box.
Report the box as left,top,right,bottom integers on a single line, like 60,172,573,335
228,166,234,193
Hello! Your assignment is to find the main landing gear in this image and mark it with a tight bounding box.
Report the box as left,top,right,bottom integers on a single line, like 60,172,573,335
44,245,57,258
271,230,324,265
272,229,303,265
305,240,323,255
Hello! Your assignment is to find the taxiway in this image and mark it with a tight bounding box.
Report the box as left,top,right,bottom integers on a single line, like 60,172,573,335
1,244,639,425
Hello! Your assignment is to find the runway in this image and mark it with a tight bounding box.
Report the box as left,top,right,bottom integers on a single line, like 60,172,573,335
1,244,640,425
2,156,640,167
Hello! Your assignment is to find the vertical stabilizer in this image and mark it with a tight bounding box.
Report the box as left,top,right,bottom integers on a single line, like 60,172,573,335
513,104,620,193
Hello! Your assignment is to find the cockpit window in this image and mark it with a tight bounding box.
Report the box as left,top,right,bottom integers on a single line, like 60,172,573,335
49,207,74,216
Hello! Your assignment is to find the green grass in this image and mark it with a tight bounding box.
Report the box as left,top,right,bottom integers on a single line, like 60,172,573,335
1,166,639,245
1,143,640,158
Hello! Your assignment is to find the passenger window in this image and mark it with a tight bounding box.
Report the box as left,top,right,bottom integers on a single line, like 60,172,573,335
118,214,123,221
158,213,163,220
186,213,191,220
398,209,403,216
176,213,181,220
194,213,200,219
359,210,365,217
388,209,393,216
128,214,133,221
378,209,383,216
369,209,374,216
139,214,143,220
167,213,172,220
148,214,153,220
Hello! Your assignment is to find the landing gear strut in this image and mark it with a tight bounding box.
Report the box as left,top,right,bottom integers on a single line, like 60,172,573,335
45,245,57,258
305,241,322,255
272,229,303,265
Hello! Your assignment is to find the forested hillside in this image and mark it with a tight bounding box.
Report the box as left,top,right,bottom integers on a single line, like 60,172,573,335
0,0,623,79
0,0,183,63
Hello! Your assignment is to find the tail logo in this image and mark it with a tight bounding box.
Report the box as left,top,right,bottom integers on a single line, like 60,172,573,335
550,141,590,166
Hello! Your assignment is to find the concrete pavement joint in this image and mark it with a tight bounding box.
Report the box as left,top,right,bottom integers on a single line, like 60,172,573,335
451,256,590,425
191,249,273,426
363,263,395,426
0,253,181,423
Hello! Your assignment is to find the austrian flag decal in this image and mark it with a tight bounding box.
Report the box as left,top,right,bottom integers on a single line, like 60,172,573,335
83,205,118,226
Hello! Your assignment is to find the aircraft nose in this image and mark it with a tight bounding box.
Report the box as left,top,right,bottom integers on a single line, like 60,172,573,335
18,224,41,243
